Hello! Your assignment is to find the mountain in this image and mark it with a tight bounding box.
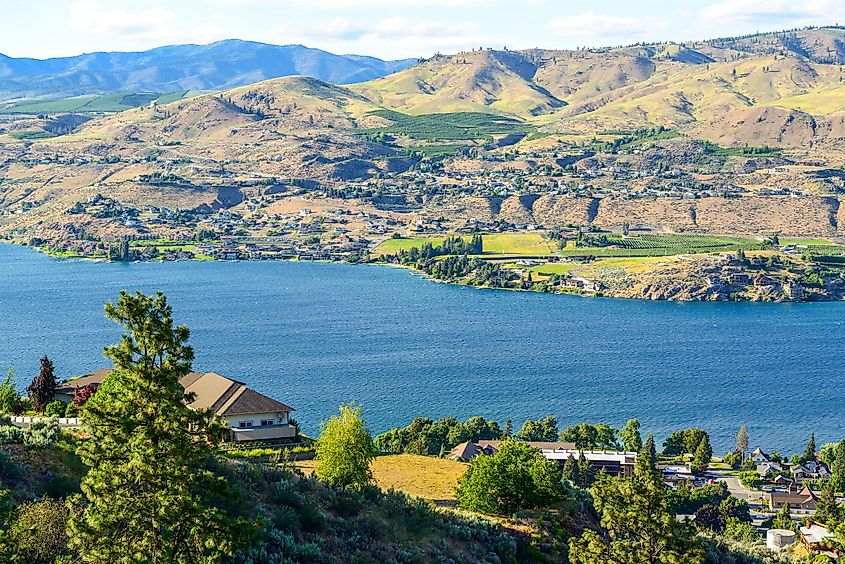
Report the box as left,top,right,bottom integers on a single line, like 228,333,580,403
0,40,416,101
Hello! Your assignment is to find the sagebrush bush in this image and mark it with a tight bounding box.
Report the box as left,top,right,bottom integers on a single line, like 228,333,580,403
0,425,24,444
24,417,60,447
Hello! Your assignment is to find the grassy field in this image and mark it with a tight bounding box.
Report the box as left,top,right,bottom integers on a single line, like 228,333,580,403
365,109,534,141
528,256,671,277
0,91,199,114
294,454,466,505
374,232,552,257
561,234,761,258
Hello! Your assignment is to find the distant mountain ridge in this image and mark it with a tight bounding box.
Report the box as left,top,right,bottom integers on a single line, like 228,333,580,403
0,40,416,101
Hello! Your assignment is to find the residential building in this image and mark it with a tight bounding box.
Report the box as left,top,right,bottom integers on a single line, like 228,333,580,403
800,520,834,553
542,449,637,478
765,484,818,511
449,441,576,462
55,369,295,442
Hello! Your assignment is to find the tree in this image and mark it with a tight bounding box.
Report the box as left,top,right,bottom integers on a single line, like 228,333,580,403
516,416,558,442
315,402,376,489
770,502,797,532
68,291,249,563
815,479,842,527
620,418,643,452
831,440,845,492
569,471,703,563
563,454,581,486
71,384,97,407
456,441,571,514
692,435,713,473
0,370,19,414
27,356,57,413
803,432,817,462
735,426,749,459
578,451,596,488
636,433,658,480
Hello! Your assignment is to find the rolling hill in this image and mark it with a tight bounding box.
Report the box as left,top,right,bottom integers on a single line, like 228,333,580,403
0,40,415,102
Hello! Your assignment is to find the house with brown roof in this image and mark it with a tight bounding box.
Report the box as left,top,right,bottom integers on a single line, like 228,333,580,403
449,441,576,462
765,484,818,511
56,369,296,443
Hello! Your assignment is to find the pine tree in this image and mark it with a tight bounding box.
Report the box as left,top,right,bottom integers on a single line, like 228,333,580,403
736,426,749,459
620,418,643,452
831,440,845,492
815,480,841,527
68,291,249,562
636,433,659,480
804,433,817,462
27,356,57,414
578,451,595,488
503,419,513,438
693,435,713,473
563,455,581,485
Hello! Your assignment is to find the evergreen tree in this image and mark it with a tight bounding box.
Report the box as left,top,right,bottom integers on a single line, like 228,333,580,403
815,480,842,527
503,419,513,438
68,291,250,562
620,418,643,452
563,455,581,486
27,356,57,414
770,502,797,532
693,435,713,473
735,426,749,459
636,433,659,480
804,432,817,462
578,451,595,488
831,440,845,492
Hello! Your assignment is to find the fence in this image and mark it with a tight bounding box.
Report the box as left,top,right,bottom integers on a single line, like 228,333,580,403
9,415,82,427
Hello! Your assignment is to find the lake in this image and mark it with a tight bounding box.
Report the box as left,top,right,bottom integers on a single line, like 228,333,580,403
1,243,842,453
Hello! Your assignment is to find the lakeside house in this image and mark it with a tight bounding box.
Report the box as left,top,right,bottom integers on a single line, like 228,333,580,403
765,484,818,512
449,441,576,462
55,369,296,443
449,441,636,478
800,520,836,555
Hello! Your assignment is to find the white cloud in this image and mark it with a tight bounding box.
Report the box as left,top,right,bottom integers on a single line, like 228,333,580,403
70,1,175,38
699,0,845,26
272,16,488,58
548,11,668,43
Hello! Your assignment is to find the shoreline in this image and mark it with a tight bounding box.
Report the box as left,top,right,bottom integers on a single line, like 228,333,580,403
3,241,837,305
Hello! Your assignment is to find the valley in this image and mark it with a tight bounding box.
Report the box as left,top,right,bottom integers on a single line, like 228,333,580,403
4,27,845,301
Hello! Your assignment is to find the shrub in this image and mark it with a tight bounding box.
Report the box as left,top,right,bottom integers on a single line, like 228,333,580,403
64,403,79,418
24,417,60,447
10,498,72,563
45,400,66,418
0,425,24,445
0,449,20,481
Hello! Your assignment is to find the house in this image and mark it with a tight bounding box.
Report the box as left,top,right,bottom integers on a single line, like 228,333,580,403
55,369,296,442
793,461,831,482
765,484,818,511
750,447,771,463
800,520,835,553
541,449,637,478
449,441,576,462
659,463,695,488
757,461,783,477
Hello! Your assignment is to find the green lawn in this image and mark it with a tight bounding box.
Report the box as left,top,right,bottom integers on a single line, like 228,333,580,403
375,233,552,256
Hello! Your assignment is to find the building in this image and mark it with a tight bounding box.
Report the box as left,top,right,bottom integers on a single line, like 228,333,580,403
542,449,637,478
800,520,834,553
55,369,296,442
792,461,831,482
765,484,818,511
659,463,695,488
449,441,576,462
750,447,772,463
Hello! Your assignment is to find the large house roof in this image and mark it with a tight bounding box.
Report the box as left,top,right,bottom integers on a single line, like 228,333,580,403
58,369,293,416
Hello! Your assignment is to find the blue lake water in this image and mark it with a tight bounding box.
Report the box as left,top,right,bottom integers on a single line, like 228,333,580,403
1,243,842,453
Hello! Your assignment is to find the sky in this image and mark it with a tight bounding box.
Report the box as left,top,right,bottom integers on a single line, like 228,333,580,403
2,0,845,61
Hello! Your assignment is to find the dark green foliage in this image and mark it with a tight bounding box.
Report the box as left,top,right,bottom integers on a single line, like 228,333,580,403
45,400,66,417
814,479,842,526
560,422,619,450
373,415,502,456
27,356,57,414
663,428,710,457
516,416,559,442
668,482,730,515
803,432,817,463
456,440,573,515
366,109,534,141
693,435,713,473
620,418,643,452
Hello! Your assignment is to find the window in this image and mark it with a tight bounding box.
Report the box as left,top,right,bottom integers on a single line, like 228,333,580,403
260,419,274,426
238,420,253,428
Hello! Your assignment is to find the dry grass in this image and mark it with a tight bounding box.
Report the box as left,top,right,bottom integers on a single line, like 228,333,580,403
294,454,466,506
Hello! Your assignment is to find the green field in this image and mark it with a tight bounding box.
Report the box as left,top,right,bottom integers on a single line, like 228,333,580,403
562,234,761,258
0,91,201,114
365,109,534,141
375,232,552,256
